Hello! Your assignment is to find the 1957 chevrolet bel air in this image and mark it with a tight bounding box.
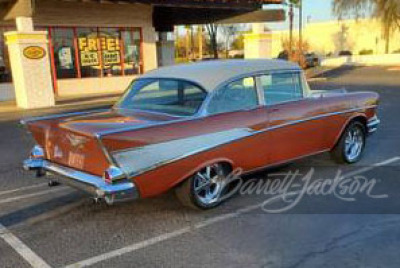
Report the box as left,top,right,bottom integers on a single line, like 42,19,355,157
22,59,380,209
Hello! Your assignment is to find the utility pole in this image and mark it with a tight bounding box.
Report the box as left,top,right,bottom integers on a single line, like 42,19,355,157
298,0,303,57
185,26,190,60
198,26,203,60
289,3,294,61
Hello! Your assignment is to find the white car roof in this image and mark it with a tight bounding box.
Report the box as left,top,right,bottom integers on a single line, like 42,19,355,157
141,59,301,91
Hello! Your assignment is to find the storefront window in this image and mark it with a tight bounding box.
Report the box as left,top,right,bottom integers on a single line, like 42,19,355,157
99,28,122,77
76,27,102,78
48,26,142,81
52,28,77,79
0,26,15,83
121,29,141,75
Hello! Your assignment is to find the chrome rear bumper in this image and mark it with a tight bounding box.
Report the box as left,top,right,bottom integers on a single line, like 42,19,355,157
367,115,380,134
23,158,139,204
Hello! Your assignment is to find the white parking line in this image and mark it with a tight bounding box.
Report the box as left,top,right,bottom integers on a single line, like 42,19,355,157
64,156,400,268
0,223,51,268
0,187,67,205
0,183,47,197
343,157,400,178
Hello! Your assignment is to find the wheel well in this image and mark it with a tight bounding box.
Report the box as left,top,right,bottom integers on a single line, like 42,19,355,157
332,115,367,149
219,161,233,173
175,160,234,188
350,116,367,131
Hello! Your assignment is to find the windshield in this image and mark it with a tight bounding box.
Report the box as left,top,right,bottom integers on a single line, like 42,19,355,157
115,78,208,116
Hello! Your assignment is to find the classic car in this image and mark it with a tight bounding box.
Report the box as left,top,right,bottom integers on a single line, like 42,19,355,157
22,59,380,209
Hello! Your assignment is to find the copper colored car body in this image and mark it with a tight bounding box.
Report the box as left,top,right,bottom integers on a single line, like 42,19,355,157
22,60,380,208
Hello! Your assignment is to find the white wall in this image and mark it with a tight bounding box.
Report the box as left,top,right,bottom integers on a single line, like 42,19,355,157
57,75,136,97
321,54,400,67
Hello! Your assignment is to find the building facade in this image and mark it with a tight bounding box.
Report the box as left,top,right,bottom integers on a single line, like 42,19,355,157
0,0,283,108
270,18,400,58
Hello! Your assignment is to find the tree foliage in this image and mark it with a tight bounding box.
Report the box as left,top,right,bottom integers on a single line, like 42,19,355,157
332,0,400,53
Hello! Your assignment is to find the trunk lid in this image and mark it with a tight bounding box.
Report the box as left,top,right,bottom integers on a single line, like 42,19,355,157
27,109,177,175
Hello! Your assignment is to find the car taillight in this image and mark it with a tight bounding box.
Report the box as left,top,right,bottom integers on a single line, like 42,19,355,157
103,166,125,184
31,145,44,159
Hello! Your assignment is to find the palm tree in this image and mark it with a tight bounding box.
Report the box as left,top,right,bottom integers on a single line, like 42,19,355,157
287,0,300,59
333,0,400,53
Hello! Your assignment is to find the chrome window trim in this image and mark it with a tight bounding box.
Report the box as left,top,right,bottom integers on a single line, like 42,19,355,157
255,76,266,106
201,68,300,116
94,68,301,136
114,77,208,118
203,75,261,116
111,105,377,179
257,70,305,107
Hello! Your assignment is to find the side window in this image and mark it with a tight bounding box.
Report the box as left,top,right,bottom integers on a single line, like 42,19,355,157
260,72,303,105
207,77,258,115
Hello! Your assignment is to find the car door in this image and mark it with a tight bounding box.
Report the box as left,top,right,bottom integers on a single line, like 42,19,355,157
260,71,329,165
205,76,271,170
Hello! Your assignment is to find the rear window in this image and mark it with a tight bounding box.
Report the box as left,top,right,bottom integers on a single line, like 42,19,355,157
115,78,207,116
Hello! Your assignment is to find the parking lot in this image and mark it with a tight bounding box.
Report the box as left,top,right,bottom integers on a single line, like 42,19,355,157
1,65,400,268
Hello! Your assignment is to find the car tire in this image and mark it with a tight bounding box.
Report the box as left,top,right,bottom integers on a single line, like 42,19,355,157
330,121,366,164
175,163,233,210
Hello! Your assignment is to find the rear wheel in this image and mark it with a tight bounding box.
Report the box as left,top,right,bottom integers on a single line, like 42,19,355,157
175,163,232,209
331,121,366,164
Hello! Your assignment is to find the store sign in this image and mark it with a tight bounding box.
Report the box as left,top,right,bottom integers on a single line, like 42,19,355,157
23,46,46,60
78,33,121,68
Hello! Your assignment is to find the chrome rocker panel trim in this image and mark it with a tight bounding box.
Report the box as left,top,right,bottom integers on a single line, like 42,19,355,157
23,158,138,204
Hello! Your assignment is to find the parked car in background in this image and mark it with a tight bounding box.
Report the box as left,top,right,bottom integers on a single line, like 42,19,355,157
304,52,320,68
277,50,320,69
22,59,380,209
339,50,353,56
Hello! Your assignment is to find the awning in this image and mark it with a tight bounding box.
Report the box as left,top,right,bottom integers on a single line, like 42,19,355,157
2,0,284,29
153,7,285,31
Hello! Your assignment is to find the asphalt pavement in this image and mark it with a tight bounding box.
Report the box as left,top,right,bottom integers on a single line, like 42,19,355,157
1,65,400,268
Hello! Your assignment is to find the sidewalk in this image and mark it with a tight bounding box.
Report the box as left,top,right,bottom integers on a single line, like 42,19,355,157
0,93,121,122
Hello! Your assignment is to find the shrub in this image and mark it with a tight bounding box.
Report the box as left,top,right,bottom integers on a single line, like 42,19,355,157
359,49,373,55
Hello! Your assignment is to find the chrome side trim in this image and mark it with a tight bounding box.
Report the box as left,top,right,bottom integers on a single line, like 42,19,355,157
257,105,377,133
23,158,138,204
112,105,377,178
112,128,252,178
20,109,109,125
94,133,119,167
98,104,376,138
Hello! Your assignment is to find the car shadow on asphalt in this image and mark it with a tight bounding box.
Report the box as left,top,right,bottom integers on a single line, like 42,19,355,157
313,65,365,79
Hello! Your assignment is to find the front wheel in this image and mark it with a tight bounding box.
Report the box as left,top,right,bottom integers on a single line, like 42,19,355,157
175,163,232,209
330,121,366,164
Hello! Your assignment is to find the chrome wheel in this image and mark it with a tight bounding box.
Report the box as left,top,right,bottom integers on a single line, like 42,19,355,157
344,125,364,162
193,164,226,206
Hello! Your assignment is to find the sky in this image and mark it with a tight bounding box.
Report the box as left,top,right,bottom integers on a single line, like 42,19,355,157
266,1,336,31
